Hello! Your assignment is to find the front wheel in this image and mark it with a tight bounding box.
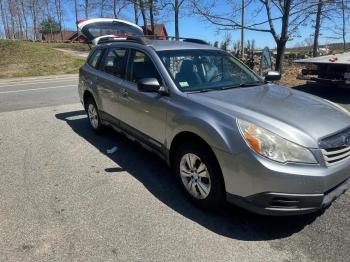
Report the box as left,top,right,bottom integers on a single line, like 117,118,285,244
174,143,225,210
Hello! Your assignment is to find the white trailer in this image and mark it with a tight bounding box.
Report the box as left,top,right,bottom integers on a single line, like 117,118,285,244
295,52,350,87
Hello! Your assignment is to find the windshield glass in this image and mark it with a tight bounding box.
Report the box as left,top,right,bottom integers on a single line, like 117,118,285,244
157,49,261,92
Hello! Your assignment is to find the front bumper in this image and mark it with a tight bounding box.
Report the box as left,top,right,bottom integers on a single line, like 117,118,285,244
214,148,350,215
227,178,350,215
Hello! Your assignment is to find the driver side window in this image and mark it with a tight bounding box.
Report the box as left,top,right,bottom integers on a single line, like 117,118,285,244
128,50,162,84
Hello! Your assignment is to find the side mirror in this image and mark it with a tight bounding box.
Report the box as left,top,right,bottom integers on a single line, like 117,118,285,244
137,78,161,92
264,71,281,81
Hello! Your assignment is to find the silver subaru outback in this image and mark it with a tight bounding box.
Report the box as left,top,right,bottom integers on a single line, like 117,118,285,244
78,35,350,215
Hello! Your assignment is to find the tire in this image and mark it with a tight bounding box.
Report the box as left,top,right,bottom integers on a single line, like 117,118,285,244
85,98,104,134
173,142,225,210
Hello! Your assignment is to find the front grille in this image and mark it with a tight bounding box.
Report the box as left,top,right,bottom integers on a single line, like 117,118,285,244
320,127,350,166
321,145,350,166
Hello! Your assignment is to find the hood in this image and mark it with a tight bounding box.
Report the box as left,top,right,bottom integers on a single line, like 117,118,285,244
77,18,143,45
189,84,350,147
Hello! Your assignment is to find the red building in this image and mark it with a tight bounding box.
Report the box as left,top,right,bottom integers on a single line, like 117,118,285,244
42,30,87,43
142,24,168,39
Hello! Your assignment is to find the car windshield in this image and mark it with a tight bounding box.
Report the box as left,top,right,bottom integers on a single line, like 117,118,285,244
157,49,262,92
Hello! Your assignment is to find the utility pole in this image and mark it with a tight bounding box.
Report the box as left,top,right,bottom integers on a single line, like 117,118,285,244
74,0,79,38
241,0,245,59
341,0,346,51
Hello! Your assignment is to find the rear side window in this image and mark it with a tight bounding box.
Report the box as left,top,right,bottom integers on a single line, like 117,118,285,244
88,49,103,68
100,48,127,78
128,50,161,83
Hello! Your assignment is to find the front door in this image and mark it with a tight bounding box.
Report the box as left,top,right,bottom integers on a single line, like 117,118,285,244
118,49,167,146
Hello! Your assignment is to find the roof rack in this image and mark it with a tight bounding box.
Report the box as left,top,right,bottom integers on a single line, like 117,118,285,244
143,35,209,45
97,35,209,46
96,35,148,45
170,37,209,45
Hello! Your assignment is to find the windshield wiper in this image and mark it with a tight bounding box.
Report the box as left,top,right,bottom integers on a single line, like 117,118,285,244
189,88,217,93
220,81,263,90
187,81,263,93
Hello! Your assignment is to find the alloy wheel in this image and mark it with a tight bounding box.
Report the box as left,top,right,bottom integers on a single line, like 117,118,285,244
88,103,99,129
179,153,211,199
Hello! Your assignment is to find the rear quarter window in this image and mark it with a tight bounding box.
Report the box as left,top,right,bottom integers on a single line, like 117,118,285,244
88,49,103,68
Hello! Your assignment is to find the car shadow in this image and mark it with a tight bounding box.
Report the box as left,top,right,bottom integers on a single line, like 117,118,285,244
56,110,323,241
293,84,350,105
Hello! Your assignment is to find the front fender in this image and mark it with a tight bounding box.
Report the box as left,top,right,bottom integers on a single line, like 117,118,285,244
168,112,244,155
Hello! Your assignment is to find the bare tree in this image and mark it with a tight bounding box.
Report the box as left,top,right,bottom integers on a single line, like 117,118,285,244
325,0,349,51
253,0,290,72
29,0,40,40
312,0,324,56
84,0,89,18
0,0,11,38
149,0,155,34
7,0,17,39
304,35,314,47
112,0,129,18
133,1,139,25
220,32,231,51
173,0,184,38
241,0,245,59
131,0,139,24
312,1,340,57
161,0,186,39
113,0,118,17
339,0,349,50
192,0,318,72
54,0,64,40
99,0,107,17
74,0,79,36
43,0,54,41
139,0,148,34
20,0,29,39
0,0,65,41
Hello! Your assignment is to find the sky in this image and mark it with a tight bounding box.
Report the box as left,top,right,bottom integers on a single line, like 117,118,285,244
61,1,348,49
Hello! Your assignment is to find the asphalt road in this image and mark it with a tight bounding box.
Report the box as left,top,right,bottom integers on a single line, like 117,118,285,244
0,76,349,261
0,75,79,113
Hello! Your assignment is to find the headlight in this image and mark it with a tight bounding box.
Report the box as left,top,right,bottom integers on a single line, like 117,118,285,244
237,119,317,164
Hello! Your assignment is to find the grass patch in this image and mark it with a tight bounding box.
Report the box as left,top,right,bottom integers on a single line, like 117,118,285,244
0,40,86,78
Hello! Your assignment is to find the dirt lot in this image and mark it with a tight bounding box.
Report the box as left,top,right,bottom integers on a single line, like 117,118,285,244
279,63,306,87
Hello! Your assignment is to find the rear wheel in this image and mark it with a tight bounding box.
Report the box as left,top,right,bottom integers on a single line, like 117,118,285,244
174,143,225,210
86,98,104,134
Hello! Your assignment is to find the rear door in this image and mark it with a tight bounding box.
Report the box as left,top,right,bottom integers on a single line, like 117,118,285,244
95,47,128,122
